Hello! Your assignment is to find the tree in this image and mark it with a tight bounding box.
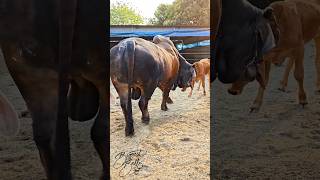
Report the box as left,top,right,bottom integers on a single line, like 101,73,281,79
150,4,175,26
110,2,144,25
150,0,210,26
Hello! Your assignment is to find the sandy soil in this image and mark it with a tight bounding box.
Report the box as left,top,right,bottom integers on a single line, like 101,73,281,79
110,81,210,179
0,51,102,179
213,41,320,179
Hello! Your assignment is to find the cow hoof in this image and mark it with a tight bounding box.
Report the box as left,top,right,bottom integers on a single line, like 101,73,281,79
278,87,286,92
228,89,241,95
188,94,192,98
167,98,173,104
19,110,30,118
161,106,168,111
299,101,308,108
100,172,108,180
249,104,260,113
142,117,150,124
125,128,134,137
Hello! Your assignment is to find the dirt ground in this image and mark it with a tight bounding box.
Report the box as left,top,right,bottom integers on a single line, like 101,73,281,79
0,51,103,179
0,49,210,179
213,41,320,179
110,81,210,179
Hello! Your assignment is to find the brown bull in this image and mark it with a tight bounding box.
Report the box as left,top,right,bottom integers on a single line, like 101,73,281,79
229,0,320,111
189,58,210,97
110,35,194,136
0,0,108,179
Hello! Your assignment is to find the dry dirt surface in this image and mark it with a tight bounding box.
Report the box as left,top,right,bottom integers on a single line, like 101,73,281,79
213,41,320,179
110,81,210,179
0,51,103,179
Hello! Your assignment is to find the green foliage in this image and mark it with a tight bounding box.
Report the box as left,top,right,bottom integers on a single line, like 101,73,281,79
150,0,210,26
110,2,144,25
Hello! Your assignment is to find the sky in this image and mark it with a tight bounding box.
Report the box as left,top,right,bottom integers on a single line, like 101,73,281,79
111,0,175,21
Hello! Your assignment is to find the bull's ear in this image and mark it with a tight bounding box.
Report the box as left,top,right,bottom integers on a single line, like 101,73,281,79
257,21,276,53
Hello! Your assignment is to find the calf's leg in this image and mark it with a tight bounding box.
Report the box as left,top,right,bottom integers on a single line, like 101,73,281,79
293,47,307,106
188,79,196,97
315,36,320,92
201,76,206,96
250,60,271,112
279,58,294,92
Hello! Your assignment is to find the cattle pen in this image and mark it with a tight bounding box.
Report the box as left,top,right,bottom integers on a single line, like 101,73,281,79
110,25,211,179
110,25,210,62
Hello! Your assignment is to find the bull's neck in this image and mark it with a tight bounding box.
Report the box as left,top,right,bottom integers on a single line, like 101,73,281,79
222,0,263,26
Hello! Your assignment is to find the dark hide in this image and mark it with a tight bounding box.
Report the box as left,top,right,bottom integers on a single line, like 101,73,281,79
215,0,277,83
67,79,99,122
0,0,108,179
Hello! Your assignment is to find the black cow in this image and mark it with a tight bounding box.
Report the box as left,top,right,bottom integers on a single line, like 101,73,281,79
110,35,194,136
0,0,108,179
214,0,279,84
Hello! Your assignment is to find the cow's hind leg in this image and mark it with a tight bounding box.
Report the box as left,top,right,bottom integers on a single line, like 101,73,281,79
5,67,68,178
166,96,173,104
293,47,307,106
160,87,171,111
279,58,294,92
91,86,109,179
139,96,150,124
113,81,134,136
315,36,320,93
139,84,157,124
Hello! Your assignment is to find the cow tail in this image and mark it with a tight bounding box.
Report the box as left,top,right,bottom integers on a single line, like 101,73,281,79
126,40,135,119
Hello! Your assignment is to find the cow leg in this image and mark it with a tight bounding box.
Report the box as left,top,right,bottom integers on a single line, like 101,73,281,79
139,96,150,124
315,36,320,93
293,47,307,106
250,61,271,112
279,58,294,92
201,76,206,96
197,79,201,90
2,45,71,179
137,83,156,124
161,88,170,111
91,86,109,180
188,79,196,97
112,81,134,136
166,96,173,104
